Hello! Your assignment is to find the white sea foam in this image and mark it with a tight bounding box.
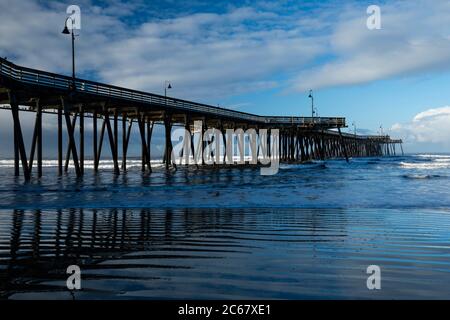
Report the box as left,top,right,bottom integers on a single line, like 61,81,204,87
417,154,450,159
399,154,450,169
0,159,164,169
0,156,261,169
400,161,450,169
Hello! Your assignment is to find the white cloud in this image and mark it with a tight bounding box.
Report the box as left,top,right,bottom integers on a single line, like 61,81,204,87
412,107,450,122
291,0,450,91
391,106,450,152
2,0,450,99
0,0,326,101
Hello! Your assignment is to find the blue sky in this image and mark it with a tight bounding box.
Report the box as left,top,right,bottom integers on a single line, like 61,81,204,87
1,0,450,153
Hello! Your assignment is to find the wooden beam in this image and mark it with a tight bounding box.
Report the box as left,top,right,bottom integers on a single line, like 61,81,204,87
14,123,19,176
58,106,62,176
28,103,39,173
104,110,120,175
93,110,98,171
124,118,133,168
164,112,176,170
338,128,349,163
146,117,153,172
9,92,30,180
95,117,106,171
61,97,82,177
80,105,84,175
137,113,151,172
33,100,43,177
122,112,127,171
114,110,118,166
320,131,325,161
64,113,78,172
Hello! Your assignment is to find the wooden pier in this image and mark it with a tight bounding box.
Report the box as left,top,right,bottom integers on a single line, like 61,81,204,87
0,57,403,180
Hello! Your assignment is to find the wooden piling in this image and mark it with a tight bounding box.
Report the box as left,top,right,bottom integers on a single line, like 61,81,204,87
338,128,349,163
93,110,98,172
80,105,84,175
114,110,118,167
36,100,42,177
10,95,30,180
137,112,151,172
95,117,106,172
104,109,120,175
164,112,174,170
146,118,153,172
58,106,63,176
64,113,78,173
61,98,81,177
122,112,127,171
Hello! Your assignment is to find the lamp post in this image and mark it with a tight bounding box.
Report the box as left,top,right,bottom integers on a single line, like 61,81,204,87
164,80,172,98
352,121,357,136
308,90,315,119
62,17,76,89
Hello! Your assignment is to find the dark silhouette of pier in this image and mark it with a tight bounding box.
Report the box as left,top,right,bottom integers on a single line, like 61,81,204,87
0,207,347,299
0,57,402,180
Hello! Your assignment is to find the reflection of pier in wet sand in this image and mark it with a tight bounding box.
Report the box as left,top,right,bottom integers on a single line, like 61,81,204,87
0,208,347,299
1,207,450,299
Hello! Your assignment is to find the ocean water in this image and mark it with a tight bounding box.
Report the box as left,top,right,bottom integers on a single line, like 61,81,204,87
0,154,449,299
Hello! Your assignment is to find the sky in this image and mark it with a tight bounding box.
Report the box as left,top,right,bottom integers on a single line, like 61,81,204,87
1,0,450,156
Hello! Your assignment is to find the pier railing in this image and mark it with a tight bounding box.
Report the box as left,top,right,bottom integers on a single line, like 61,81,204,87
0,57,345,127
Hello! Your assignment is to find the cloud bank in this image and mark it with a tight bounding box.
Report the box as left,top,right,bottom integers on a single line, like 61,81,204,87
1,0,449,100
391,107,450,152
291,0,450,91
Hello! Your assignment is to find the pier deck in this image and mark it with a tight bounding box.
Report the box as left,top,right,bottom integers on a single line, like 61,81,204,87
0,57,402,180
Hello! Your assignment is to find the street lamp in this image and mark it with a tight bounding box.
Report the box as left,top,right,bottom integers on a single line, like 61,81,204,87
164,80,172,97
352,121,357,136
62,17,76,89
308,90,315,119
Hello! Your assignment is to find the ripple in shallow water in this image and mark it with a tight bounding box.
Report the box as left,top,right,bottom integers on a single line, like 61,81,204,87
1,207,450,299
